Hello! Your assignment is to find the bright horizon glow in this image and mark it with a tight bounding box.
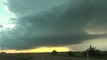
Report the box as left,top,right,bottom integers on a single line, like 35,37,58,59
0,47,70,53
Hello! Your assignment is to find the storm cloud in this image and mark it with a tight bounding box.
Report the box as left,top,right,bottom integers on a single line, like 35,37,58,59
2,0,107,50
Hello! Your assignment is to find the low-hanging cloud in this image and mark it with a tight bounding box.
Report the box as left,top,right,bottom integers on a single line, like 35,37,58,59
2,0,107,50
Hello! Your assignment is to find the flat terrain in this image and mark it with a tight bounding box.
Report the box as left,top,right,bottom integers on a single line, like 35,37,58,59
31,54,106,60
0,53,106,60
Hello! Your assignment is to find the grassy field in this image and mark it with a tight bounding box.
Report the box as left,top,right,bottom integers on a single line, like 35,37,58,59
0,53,106,60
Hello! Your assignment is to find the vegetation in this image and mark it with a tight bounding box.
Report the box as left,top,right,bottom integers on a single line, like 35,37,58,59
51,50,58,55
67,51,74,56
82,45,102,57
0,45,107,60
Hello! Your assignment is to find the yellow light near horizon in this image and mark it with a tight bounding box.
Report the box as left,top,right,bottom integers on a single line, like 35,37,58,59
0,47,70,53
31,47,70,53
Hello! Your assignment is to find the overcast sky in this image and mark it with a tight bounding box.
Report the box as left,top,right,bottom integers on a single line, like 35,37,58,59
0,0,107,51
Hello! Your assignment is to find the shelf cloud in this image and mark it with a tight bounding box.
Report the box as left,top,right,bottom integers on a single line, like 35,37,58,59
2,0,107,50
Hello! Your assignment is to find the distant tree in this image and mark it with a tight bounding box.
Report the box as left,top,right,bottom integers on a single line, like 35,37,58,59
67,51,74,56
51,50,58,55
1,52,6,54
104,51,107,55
82,45,101,57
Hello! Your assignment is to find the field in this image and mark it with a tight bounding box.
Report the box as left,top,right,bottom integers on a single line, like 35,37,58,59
0,53,106,60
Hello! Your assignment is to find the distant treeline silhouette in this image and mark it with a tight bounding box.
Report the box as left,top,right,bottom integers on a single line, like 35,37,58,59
82,45,105,57
51,45,107,57
51,50,74,56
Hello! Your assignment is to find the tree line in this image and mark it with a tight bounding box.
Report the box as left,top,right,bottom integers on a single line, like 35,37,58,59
51,45,107,57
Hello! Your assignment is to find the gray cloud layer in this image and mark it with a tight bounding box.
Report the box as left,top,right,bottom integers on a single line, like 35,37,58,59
2,0,107,50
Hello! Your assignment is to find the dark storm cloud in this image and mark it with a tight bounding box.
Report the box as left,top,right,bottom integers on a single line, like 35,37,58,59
2,0,107,50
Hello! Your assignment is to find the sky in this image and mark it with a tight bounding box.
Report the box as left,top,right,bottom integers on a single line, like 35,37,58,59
0,0,107,53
